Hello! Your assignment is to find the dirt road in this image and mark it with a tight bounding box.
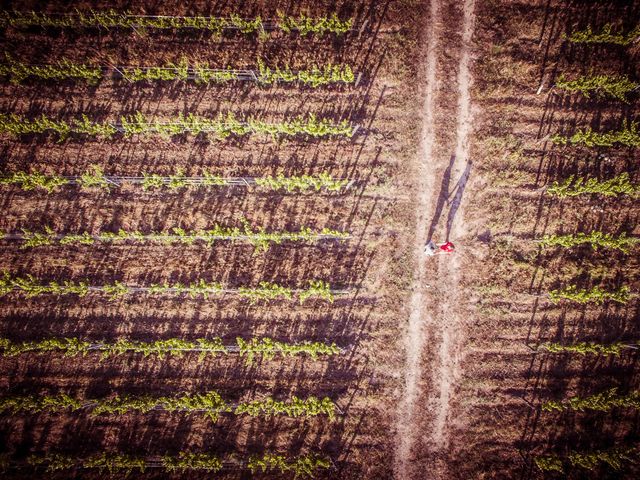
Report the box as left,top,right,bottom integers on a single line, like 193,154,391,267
394,0,476,478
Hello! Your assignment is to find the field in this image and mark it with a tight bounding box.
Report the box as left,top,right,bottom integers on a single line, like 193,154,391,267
0,0,420,478
1,0,639,479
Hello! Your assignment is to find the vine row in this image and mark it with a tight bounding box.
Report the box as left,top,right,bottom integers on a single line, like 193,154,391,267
0,56,356,88
541,387,640,413
0,112,356,141
546,173,638,198
0,337,342,364
538,231,638,253
538,340,638,356
1,223,350,252
0,391,336,421
566,24,640,46
551,121,640,148
555,73,639,101
0,168,351,193
0,272,340,303
549,285,631,305
4,451,330,477
535,447,636,473
0,9,354,36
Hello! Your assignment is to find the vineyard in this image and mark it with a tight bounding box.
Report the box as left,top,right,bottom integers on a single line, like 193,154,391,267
0,0,418,479
442,0,640,478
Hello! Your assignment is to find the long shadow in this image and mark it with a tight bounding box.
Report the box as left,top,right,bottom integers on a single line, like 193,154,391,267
445,160,472,241
426,154,455,243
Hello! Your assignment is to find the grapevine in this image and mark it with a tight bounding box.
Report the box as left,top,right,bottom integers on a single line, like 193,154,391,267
549,285,631,305
0,271,342,303
536,447,636,473
1,223,350,252
21,452,328,477
0,391,336,421
1,55,356,87
551,121,640,148
0,167,351,193
0,112,355,141
0,9,353,36
541,387,640,412
0,336,341,364
547,172,638,198
538,340,637,356
538,231,638,253
248,453,331,477
555,73,639,101
566,24,640,46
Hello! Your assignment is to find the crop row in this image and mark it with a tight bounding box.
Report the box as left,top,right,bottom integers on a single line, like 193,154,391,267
555,73,639,102
548,285,631,305
0,112,356,141
0,273,341,303
0,56,356,87
546,172,638,198
0,9,353,36
3,452,330,477
1,223,349,252
536,447,635,474
0,337,342,364
538,231,638,253
537,340,638,356
541,387,640,413
551,121,640,148
0,391,336,421
567,24,640,46
1,168,351,193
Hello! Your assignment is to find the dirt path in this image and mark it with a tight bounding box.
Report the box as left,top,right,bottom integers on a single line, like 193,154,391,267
394,0,476,478
393,0,440,477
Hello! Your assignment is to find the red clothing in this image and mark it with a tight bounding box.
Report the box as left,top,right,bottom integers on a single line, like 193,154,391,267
439,242,455,253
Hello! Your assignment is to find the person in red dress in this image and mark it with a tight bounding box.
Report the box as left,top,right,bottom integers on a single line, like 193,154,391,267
439,241,455,253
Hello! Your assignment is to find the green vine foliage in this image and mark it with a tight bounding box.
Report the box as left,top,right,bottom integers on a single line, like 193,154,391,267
0,391,335,421
541,388,640,413
555,73,639,102
0,170,68,192
254,172,349,192
538,231,639,253
0,112,354,141
0,54,102,84
551,121,640,148
566,24,640,46
538,341,636,356
237,337,340,364
4,223,349,253
248,453,331,477
276,10,352,35
547,172,638,198
0,168,349,193
0,336,340,363
536,447,637,473
27,453,78,472
23,452,326,476
534,455,564,473
83,453,147,475
1,55,355,87
162,452,222,473
256,59,354,87
549,285,631,305
0,272,337,302
0,9,353,36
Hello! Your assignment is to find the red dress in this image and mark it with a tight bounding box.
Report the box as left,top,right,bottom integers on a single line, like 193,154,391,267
439,242,455,253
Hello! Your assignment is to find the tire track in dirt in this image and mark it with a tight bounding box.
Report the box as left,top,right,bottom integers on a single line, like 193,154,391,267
431,0,476,452
394,0,476,478
393,0,440,478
